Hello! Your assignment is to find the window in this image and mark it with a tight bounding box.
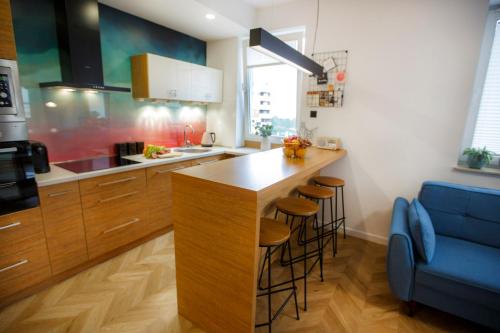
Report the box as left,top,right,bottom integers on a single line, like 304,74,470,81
244,32,303,138
471,19,500,155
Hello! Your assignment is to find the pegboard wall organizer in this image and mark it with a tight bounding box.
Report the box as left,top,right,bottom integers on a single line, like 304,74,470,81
306,50,348,108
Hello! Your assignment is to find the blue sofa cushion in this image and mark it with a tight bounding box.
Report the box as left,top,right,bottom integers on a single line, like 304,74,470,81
419,181,500,248
408,199,435,263
415,235,500,310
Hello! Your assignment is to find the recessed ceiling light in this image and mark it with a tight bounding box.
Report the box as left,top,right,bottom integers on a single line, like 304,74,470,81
45,101,57,108
205,13,215,20
85,90,98,94
62,88,76,92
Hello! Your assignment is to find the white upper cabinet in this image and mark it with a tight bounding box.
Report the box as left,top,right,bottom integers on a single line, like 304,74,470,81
131,53,222,103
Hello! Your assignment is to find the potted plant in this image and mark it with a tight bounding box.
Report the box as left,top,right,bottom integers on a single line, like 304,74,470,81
462,147,494,169
255,124,273,151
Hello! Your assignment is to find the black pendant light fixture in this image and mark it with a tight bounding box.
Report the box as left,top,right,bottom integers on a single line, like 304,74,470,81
249,28,324,76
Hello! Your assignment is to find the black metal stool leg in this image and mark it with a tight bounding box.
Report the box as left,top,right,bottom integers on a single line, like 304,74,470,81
280,215,292,265
267,247,272,333
317,203,324,282
341,186,346,239
329,196,335,257
287,239,300,320
303,216,307,311
334,187,338,256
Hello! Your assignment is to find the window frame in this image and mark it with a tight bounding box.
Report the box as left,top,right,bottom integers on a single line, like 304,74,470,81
242,29,305,143
461,8,500,167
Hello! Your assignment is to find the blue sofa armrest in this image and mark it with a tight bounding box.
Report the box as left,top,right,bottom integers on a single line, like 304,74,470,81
387,197,415,301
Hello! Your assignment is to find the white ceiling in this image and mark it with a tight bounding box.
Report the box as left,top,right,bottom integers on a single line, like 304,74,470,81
99,0,249,41
242,0,297,8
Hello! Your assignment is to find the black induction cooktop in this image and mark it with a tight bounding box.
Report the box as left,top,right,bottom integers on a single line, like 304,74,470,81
55,156,141,174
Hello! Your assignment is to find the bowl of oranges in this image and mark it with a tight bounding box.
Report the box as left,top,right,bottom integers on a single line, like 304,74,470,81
282,135,312,159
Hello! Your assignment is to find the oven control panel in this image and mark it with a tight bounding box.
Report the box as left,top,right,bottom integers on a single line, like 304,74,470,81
0,74,13,108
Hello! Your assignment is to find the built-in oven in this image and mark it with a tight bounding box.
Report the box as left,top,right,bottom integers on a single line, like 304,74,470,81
0,141,39,215
0,59,27,142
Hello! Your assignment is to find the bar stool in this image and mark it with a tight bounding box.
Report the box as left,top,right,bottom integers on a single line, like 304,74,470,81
274,197,321,311
296,185,335,257
256,217,300,333
313,176,346,256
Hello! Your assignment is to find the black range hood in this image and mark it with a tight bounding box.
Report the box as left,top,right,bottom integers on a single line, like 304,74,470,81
39,0,130,93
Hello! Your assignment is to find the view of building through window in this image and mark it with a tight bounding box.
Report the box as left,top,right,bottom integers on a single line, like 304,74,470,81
246,38,299,137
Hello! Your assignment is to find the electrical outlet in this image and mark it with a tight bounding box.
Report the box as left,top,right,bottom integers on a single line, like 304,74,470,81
310,110,317,118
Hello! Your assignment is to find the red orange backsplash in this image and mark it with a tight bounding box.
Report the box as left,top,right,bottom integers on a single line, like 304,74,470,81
28,119,206,162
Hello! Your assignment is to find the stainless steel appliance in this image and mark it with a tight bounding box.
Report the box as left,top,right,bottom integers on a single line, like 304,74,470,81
0,59,27,142
0,59,39,215
0,141,39,215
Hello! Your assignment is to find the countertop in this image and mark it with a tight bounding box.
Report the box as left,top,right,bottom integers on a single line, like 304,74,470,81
35,146,259,187
175,147,347,192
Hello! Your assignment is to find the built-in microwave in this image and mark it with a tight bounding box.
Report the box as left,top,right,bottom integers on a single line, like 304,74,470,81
0,59,27,142
0,141,39,216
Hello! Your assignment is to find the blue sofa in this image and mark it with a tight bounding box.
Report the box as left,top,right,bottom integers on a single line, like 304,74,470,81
387,181,500,330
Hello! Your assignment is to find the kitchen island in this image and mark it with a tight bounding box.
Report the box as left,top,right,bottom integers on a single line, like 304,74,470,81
172,147,347,333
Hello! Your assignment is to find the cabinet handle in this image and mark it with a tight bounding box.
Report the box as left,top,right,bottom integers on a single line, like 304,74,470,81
155,166,186,174
0,182,16,189
103,218,140,234
98,191,138,204
0,147,17,154
97,176,137,187
0,259,28,273
0,221,21,231
48,190,72,197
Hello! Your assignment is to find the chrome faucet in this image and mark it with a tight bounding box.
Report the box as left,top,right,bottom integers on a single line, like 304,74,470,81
183,124,194,147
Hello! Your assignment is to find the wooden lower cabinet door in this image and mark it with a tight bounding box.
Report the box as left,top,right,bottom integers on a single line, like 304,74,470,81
148,191,172,230
38,182,88,275
0,208,51,299
83,198,149,259
0,238,51,300
146,161,192,231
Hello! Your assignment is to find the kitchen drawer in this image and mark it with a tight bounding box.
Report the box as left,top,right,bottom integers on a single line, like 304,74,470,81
39,181,81,211
0,207,44,250
147,161,192,192
0,237,51,299
83,189,146,223
39,182,88,275
79,169,146,198
85,207,149,259
81,176,146,210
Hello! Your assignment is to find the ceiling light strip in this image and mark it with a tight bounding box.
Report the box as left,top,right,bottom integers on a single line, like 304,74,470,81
249,28,323,76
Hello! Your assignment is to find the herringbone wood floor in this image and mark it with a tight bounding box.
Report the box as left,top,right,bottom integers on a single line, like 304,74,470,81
0,231,489,333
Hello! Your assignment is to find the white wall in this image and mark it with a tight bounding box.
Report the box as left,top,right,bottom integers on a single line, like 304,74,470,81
257,0,500,244
206,37,245,147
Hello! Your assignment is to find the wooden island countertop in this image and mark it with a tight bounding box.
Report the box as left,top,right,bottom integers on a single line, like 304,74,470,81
175,147,346,192
172,148,346,333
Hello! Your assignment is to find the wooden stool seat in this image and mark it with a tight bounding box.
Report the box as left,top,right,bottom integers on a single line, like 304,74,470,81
259,218,291,247
313,176,345,187
297,185,334,200
276,197,319,217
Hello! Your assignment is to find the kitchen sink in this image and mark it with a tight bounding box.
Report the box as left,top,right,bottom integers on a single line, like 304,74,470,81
175,148,212,153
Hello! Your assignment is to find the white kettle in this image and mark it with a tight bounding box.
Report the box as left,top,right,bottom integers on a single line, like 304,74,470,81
201,132,216,147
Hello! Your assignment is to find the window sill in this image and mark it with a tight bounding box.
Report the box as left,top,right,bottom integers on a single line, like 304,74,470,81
454,165,500,177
